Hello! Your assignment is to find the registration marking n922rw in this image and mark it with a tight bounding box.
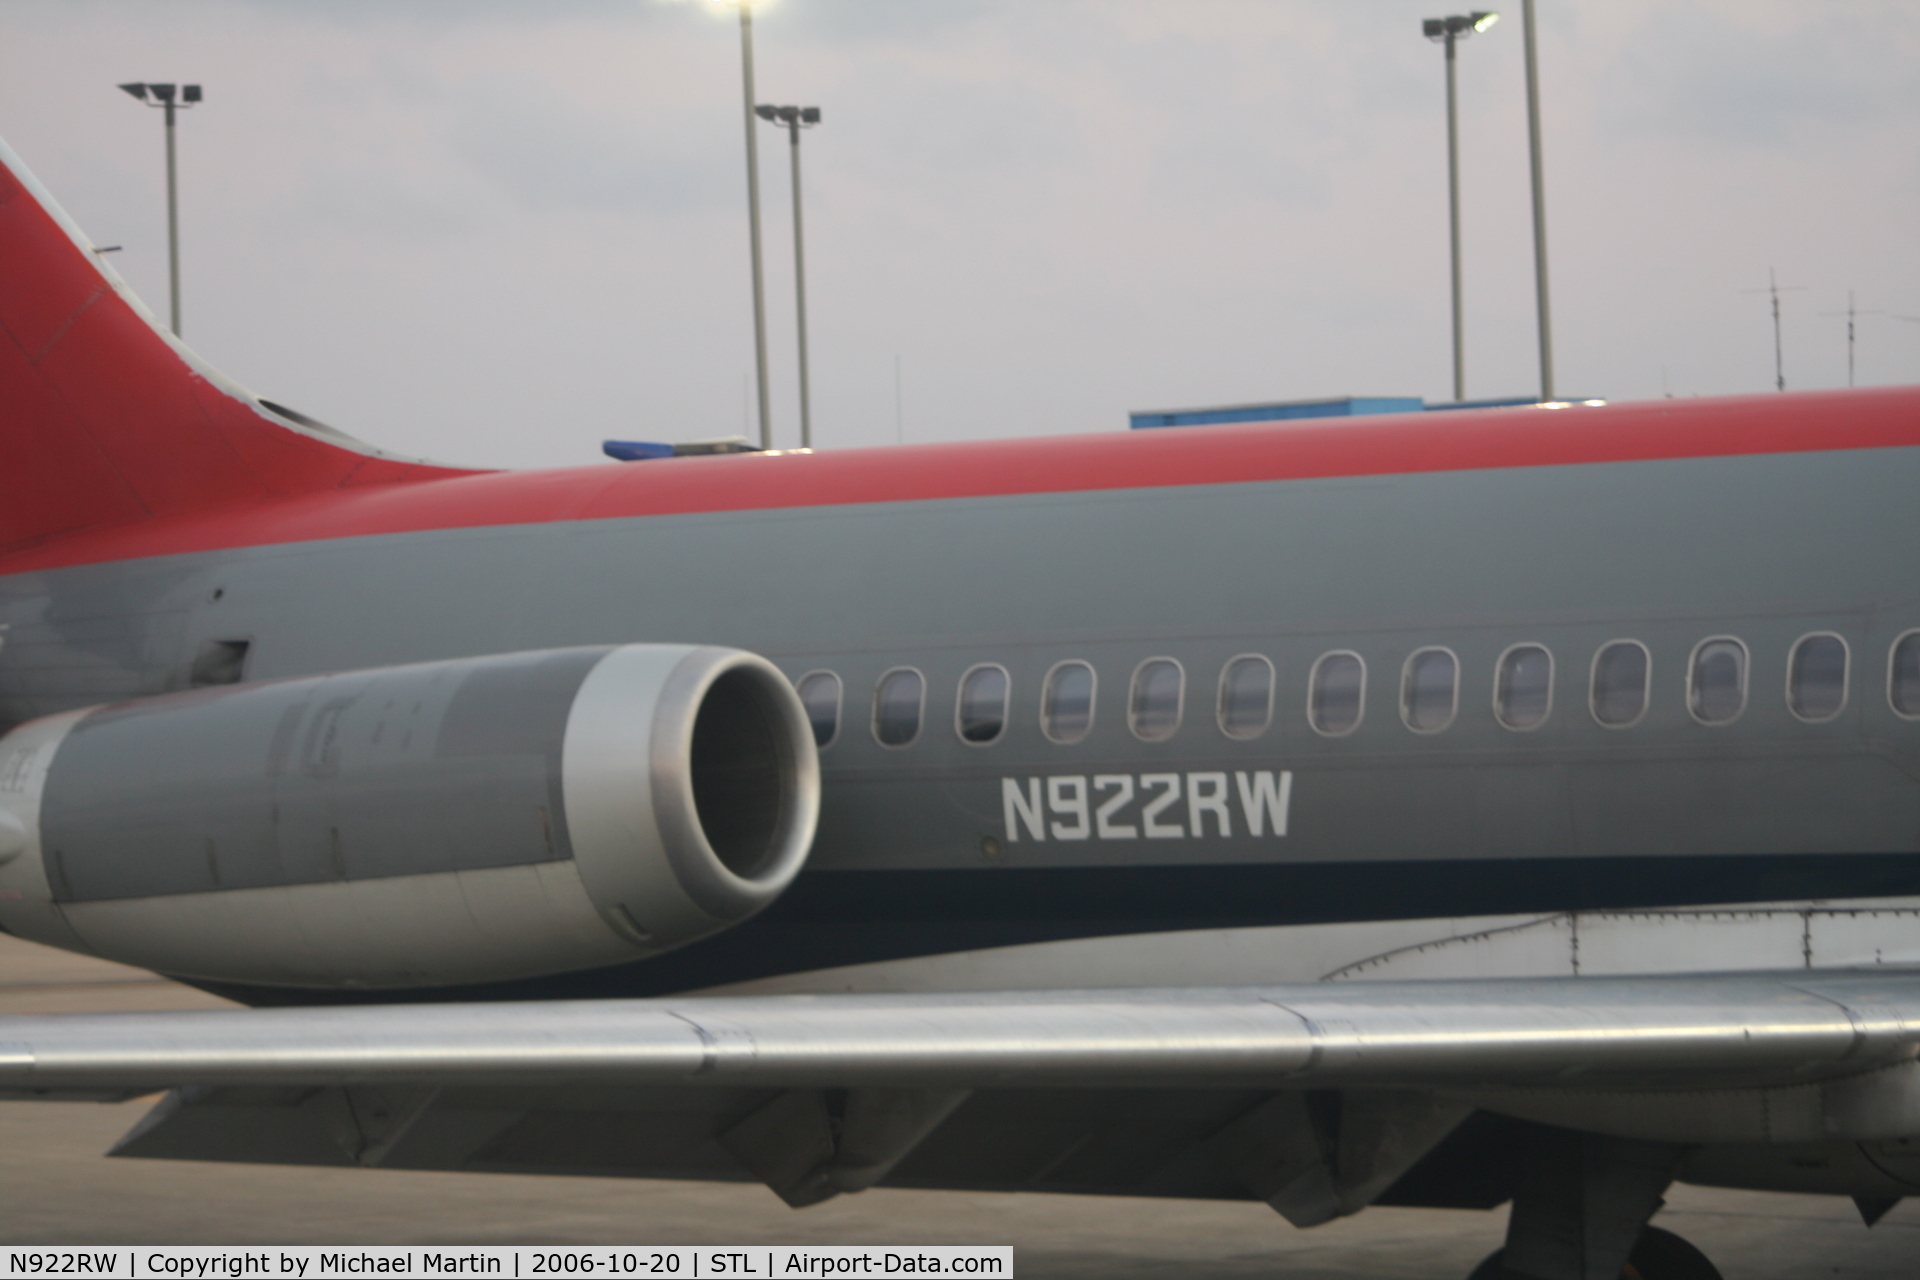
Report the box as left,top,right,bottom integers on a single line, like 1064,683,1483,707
1002,770,1291,842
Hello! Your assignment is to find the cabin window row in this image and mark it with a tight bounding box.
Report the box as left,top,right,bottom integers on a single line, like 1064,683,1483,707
793,630,1920,750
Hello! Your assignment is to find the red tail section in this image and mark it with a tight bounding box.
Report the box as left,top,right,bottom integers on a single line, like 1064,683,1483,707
0,137,471,557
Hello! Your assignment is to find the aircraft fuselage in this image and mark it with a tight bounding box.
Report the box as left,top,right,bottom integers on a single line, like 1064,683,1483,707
3,393,1917,1001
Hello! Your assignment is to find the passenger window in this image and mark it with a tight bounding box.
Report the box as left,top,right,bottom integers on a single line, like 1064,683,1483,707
1787,633,1848,722
872,668,925,747
1042,661,1097,744
956,664,1010,744
1401,647,1458,733
795,670,841,748
1890,631,1920,718
1217,655,1275,740
1129,658,1184,741
1308,651,1365,736
1688,637,1748,725
1591,641,1650,728
1495,644,1553,731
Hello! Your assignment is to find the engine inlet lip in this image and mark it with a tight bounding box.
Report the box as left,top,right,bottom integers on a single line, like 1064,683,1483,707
650,647,819,920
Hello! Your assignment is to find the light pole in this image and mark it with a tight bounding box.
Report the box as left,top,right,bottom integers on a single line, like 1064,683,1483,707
1422,12,1497,403
1520,0,1553,401
118,81,201,337
757,104,820,449
710,1,773,451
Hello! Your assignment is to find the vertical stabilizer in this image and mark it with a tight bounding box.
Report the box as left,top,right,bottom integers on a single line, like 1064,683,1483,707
0,136,468,557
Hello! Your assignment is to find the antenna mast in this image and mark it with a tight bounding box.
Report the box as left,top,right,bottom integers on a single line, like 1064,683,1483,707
1744,269,1806,392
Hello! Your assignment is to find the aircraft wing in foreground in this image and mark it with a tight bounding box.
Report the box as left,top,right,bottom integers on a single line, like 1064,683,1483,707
9,969,1920,1279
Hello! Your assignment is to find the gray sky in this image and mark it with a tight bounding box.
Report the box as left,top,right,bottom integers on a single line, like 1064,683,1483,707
3,0,1916,469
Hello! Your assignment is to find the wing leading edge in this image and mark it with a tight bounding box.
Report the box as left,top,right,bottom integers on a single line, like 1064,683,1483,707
3,971,1914,1098
12,971,1920,1242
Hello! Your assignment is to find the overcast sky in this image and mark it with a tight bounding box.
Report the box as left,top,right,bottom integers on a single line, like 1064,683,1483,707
3,0,1916,469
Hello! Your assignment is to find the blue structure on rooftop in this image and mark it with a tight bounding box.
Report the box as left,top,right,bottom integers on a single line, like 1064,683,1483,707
1129,394,1590,430
1130,397,1423,429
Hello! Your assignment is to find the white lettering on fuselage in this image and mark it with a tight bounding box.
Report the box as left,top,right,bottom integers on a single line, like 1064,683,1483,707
1002,771,1291,842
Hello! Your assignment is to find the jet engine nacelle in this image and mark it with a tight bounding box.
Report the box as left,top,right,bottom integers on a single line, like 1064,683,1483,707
0,644,819,990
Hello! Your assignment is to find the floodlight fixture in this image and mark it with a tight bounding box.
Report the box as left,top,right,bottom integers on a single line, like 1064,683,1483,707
760,104,821,128
1425,12,1498,41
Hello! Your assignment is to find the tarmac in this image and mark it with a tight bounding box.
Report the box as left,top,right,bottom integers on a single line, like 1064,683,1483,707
1,932,1914,1278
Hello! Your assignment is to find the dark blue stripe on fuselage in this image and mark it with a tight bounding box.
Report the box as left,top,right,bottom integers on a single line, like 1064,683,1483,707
191,849,1920,1007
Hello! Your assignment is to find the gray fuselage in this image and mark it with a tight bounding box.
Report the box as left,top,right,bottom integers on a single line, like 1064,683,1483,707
2,432,1916,1000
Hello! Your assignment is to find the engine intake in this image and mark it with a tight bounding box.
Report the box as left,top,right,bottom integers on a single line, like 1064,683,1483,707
0,644,819,990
